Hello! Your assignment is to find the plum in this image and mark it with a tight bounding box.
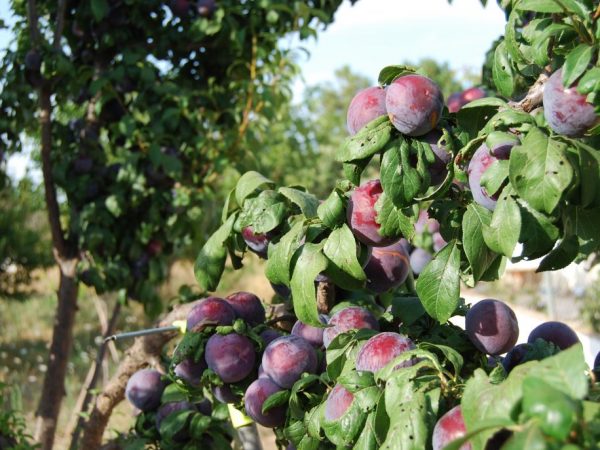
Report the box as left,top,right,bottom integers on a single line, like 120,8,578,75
125,369,166,412
196,0,216,17
324,383,355,421
260,328,283,347
204,333,256,383
174,357,207,386
414,210,440,234
410,248,432,276
364,241,410,293
465,299,519,356
323,306,379,348
467,145,502,211
432,232,447,252
262,335,318,388
244,378,286,428
501,343,530,374
169,0,193,17
527,321,580,350
156,400,194,431
242,226,269,258
291,314,328,348
212,384,240,404
593,351,600,377
447,92,463,113
347,179,400,247
385,74,444,136
432,405,471,450
225,291,265,326
543,68,598,137
346,86,387,135
186,297,236,332
196,399,212,416
448,87,486,113
355,332,416,372
419,130,452,185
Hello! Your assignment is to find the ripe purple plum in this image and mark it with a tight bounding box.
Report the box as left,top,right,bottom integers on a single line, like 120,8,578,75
244,378,286,428
355,332,416,372
196,0,216,17
242,226,270,258
501,343,530,374
448,87,486,113
447,92,463,113
324,383,355,421
527,321,580,350
433,232,447,252
347,179,401,247
385,74,444,136
156,400,195,430
291,314,329,348
174,358,207,386
169,0,193,17
225,291,265,326
465,299,519,356
364,241,410,293
204,333,256,383
196,399,212,416
212,384,240,404
125,369,166,412
186,297,236,332
260,328,283,347
414,210,440,234
262,335,318,388
323,306,379,348
467,145,502,211
419,130,452,185
432,405,472,450
410,248,432,275
346,86,387,135
543,69,598,137
593,351,600,377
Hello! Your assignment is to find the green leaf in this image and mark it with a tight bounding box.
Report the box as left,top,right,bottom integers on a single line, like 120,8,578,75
415,239,461,323
378,65,416,86
279,187,319,218
577,67,600,96
462,204,498,281
482,186,521,257
516,0,564,13
290,243,329,327
381,138,426,207
375,192,416,241
353,412,379,450
91,0,110,21
105,195,122,217
235,171,274,206
238,190,288,234
499,425,546,450
318,190,346,228
194,215,235,291
265,221,305,285
390,296,426,326
343,158,371,185
158,410,194,442
480,160,508,199
563,44,594,87
262,390,291,414
323,225,367,288
338,371,376,393
509,128,574,215
337,116,392,163
517,199,560,259
536,235,579,272
564,205,600,256
418,342,464,377
492,41,515,98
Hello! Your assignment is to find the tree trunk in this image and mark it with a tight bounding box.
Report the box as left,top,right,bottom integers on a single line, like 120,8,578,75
34,260,79,449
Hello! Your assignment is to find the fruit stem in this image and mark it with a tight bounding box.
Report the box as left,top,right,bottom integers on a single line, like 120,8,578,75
104,325,180,342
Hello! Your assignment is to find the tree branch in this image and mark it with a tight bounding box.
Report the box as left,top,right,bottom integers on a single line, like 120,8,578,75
508,72,549,113
317,280,335,314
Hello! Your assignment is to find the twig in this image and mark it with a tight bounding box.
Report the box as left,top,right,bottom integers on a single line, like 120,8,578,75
316,280,335,314
508,72,549,113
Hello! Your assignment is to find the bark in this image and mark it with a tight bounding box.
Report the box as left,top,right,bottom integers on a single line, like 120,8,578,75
80,302,197,449
316,280,336,314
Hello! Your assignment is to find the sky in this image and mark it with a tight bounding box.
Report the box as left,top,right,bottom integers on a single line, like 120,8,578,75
0,0,507,179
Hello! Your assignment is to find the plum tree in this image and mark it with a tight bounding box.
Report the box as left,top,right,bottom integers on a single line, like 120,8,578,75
242,227,270,259
419,130,452,185
261,335,318,388
364,241,410,293
125,369,167,412
186,297,236,332
355,332,416,372
385,74,444,136
155,401,195,438
527,321,580,350
323,384,355,421
543,69,598,137
410,248,432,276
225,292,265,326
323,306,380,348
347,179,401,247
501,343,530,374
174,358,207,387
346,86,387,135
465,299,519,356
204,333,256,383
432,405,471,450
467,143,508,211
244,378,286,428
291,314,329,348
212,385,240,404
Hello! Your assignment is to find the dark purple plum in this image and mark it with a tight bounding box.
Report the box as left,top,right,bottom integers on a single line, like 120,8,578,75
467,145,502,211
448,87,486,113
486,131,520,159
432,232,447,252
347,179,401,247
465,299,519,356
169,0,193,17
447,92,463,113
410,248,432,275
125,369,166,412
593,351,600,377
355,332,415,372
291,315,328,348
364,241,410,293
174,357,207,386
212,384,240,404
323,306,379,348
196,399,212,416
501,343,530,374
432,405,472,450
346,86,387,135
543,68,598,137
242,226,269,258
225,291,265,326
261,335,318,388
324,383,355,421
196,0,216,17
186,297,236,332
419,130,452,185
527,321,580,350
156,400,195,432
270,282,291,299
244,378,286,428
385,74,444,137
204,333,256,383
260,329,283,347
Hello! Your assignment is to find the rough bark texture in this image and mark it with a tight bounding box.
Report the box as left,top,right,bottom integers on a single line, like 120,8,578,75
508,72,548,113
80,302,198,449
316,280,336,314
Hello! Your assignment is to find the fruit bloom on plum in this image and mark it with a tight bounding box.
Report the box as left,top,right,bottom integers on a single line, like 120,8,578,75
432,405,472,450
346,86,387,135
465,299,519,356
323,306,379,348
355,332,416,372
